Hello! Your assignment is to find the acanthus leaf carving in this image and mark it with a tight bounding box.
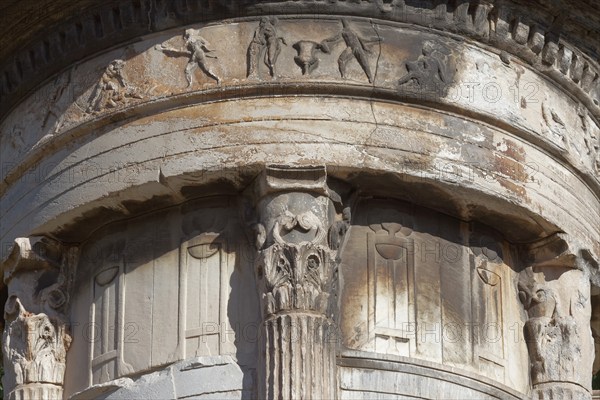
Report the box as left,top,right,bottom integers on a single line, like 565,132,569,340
3,297,71,387
1,237,78,400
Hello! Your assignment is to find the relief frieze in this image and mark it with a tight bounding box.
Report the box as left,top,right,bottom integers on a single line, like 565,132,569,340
1,16,599,183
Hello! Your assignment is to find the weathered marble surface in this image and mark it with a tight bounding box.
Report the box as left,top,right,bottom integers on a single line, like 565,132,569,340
0,3,599,400
1,18,598,266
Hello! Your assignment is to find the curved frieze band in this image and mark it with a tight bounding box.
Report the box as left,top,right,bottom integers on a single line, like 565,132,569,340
1,17,599,195
1,1,599,121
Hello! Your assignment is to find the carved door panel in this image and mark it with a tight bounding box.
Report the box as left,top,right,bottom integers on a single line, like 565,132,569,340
90,263,133,384
177,234,235,359
471,254,506,383
368,232,415,357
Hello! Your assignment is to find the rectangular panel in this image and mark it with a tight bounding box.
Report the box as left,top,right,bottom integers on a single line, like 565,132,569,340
413,235,442,362
183,240,223,358
368,232,415,357
91,265,120,384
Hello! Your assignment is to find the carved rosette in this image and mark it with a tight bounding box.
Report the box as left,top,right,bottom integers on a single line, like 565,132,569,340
1,237,77,400
245,166,349,400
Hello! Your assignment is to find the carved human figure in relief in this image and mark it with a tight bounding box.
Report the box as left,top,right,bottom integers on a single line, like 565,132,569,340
247,17,286,78
42,69,72,133
398,41,449,89
87,59,142,113
156,28,221,86
333,19,381,83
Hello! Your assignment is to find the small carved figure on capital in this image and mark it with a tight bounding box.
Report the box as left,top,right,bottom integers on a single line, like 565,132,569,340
247,17,286,79
329,207,351,250
156,28,222,86
518,269,584,390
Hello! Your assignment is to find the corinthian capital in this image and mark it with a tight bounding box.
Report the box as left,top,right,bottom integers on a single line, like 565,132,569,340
243,165,350,400
1,237,78,400
244,165,350,318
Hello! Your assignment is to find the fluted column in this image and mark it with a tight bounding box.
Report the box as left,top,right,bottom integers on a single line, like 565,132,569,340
244,166,349,400
1,237,78,400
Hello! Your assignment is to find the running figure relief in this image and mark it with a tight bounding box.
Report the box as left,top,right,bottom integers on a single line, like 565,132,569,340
327,19,381,83
247,17,286,78
156,28,221,86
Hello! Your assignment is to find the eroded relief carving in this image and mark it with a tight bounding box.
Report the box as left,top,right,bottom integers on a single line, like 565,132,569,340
156,29,222,86
1,237,77,400
3,298,70,394
578,104,600,174
42,69,73,134
518,270,580,380
86,59,142,113
541,102,568,148
247,17,286,79
518,264,591,399
7,125,25,149
397,41,452,90
244,166,348,400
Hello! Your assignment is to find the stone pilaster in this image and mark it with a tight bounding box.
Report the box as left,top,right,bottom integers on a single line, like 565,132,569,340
518,235,594,400
244,166,349,399
1,237,78,400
